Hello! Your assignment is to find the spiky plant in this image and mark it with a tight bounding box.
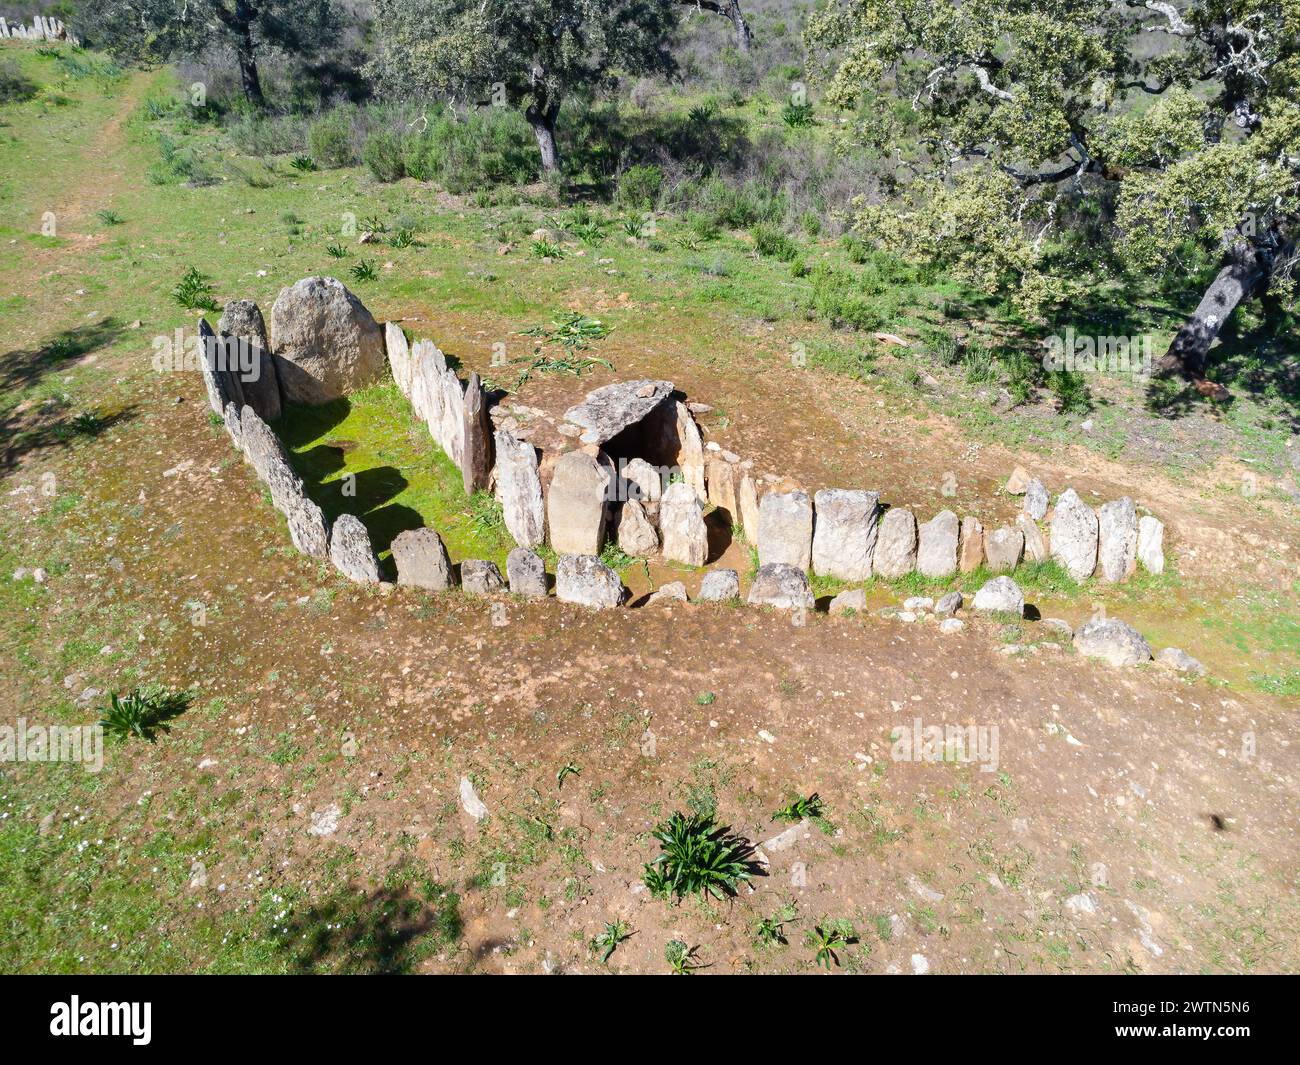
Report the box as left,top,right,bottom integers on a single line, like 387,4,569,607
642,811,751,902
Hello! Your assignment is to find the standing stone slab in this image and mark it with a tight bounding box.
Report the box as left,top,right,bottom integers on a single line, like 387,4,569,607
547,450,611,556
391,527,453,591
329,514,380,584
220,299,280,422
507,547,547,598
240,406,302,515
706,457,738,518
438,371,466,468
758,490,813,571
1097,497,1138,583
698,569,740,602
746,563,814,610
1137,515,1165,574
270,277,385,405
409,340,444,430
462,373,493,494
1017,514,1048,562
494,432,545,548
563,380,674,445
959,517,984,573
739,473,760,544
873,508,917,579
199,318,243,417
556,554,623,609
812,489,879,581
1075,618,1152,666
984,526,1025,572
461,559,504,596
385,321,412,397
916,509,959,578
287,495,330,559
617,499,659,556
659,481,708,566
1050,488,1098,581
621,457,663,503
640,400,705,502
1023,478,1049,521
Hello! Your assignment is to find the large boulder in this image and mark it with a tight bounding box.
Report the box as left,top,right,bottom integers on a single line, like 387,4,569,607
811,489,879,581
494,432,545,548
270,277,385,405
547,450,611,555
916,509,959,578
329,514,380,584
758,489,813,570
659,480,708,566
984,526,1025,572
1050,488,1098,581
1137,515,1165,574
219,299,280,421
556,554,624,609
1075,617,1152,666
506,547,548,598
617,498,659,556
958,516,984,573
972,575,1025,616
698,569,740,602
391,527,454,591
873,508,917,579
747,563,814,610
1097,497,1138,583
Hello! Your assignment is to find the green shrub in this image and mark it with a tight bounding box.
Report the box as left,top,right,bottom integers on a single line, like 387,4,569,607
782,100,816,128
226,113,309,156
808,265,882,331
1047,369,1092,413
751,223,799,262
617,163,663,209
401,110,537,192
0,60,37,104
308,110,355,168
362,129,406,182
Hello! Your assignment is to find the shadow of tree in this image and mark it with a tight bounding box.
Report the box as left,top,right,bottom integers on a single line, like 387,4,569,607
0,317,125,394
0,402,139,473
275,878,462,975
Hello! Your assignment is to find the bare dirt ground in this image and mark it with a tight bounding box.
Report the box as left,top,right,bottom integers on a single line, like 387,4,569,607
2,65,1297,974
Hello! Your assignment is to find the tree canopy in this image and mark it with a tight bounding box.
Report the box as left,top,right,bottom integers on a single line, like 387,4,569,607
366,0,680,172
806,0,1300,388
74,0,343,108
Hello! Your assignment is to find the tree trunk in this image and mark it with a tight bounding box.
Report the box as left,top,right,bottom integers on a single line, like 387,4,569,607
234,1,265,109
237,49,265,109
1158,240,1266,383
526,101,561,174
726,0,752,53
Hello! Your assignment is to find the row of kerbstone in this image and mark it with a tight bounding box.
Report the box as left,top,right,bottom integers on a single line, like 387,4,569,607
754,483,1165,585
199,317,384,586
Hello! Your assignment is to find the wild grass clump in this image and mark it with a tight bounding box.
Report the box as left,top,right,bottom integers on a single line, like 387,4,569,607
99,688,191,743
0,60,38,104
642,811,752,902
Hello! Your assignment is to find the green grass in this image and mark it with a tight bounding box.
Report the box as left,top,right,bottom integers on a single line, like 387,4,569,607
276,381,513,569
